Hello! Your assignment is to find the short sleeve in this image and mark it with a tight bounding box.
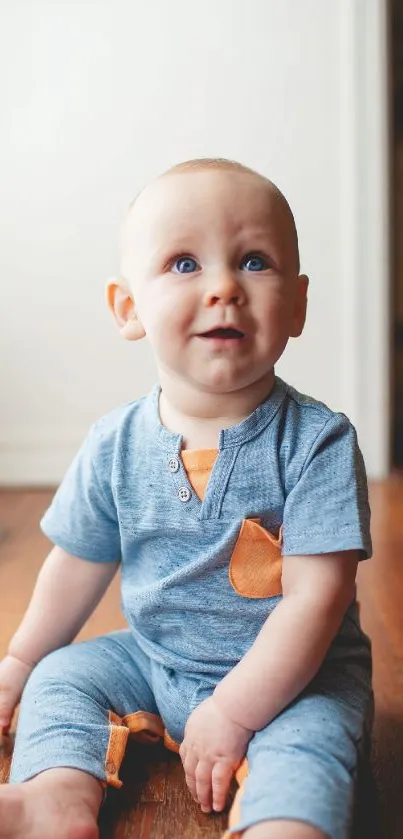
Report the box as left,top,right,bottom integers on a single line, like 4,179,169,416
40,422,121,563
282,414,372,559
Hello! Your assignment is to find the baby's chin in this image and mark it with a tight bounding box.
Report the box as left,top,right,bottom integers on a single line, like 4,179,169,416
157,356,275,397
183,368,274,396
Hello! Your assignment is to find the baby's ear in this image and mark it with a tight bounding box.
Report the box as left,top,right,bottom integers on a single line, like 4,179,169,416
105,277,146,341
290,274,309,338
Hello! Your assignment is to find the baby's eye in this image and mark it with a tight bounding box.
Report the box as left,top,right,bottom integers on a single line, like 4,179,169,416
171,256,199,274
240,254,269,272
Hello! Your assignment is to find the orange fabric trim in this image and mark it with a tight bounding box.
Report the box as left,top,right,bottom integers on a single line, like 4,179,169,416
104,710,181,789
123,710,165,742
163,730,181,754
123,710,181,753
105,710,130,789
229,518,283,598
222,757,249,839
234,756,249,786
180,448,218,470
181,448,218,500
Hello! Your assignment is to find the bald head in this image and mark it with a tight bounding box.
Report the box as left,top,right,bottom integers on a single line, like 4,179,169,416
121,158,301,282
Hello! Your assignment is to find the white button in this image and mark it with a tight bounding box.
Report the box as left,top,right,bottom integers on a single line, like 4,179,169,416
168,457,179,473
178,486,191,503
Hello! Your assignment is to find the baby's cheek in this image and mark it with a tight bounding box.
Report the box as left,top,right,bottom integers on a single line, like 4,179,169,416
152,324,187,369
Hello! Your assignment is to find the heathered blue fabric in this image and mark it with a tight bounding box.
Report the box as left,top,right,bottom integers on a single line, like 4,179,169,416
40,375,371,680
9,375,373,839
10,623,372,839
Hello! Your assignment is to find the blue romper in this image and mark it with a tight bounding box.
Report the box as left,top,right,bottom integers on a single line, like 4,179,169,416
9,377,373,839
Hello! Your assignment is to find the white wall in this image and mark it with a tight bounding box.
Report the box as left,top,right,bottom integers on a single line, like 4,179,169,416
0,0,389,483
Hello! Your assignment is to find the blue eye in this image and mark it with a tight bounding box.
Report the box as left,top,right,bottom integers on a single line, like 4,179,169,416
172,256,199,274
240,254,268,272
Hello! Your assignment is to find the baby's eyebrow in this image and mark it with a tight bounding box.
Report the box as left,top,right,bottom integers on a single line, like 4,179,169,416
149,239,198,261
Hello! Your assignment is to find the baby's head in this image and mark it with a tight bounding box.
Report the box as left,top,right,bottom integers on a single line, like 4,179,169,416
107,158,308,401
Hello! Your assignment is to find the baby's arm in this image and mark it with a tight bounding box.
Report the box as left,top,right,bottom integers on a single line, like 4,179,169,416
213,550,358,730
180,551,358,813
0,546,118,731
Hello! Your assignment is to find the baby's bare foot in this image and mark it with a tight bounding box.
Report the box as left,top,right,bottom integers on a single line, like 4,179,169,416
0,767,103,839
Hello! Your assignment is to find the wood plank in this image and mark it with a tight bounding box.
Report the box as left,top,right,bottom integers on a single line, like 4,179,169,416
356,478,403,839
99,743,231,838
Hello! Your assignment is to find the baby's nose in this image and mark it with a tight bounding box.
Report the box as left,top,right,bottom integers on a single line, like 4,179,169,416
203,271,246,307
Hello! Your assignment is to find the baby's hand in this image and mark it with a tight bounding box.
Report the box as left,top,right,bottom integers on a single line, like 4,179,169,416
0,654,34,735
179,696,253,814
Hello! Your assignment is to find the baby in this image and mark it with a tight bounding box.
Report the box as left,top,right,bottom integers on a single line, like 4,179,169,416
0,159,373,839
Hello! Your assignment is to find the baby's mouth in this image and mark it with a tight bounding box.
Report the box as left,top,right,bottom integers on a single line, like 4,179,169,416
199,328,246,339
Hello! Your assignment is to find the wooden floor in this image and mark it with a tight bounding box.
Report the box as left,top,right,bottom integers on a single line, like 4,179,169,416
0,482,402,838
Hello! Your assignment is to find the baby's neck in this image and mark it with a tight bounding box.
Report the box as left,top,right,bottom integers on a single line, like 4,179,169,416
158,373,275,450
158,400,230,450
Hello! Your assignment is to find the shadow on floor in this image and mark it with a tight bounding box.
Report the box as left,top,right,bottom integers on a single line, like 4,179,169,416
367,710,403,839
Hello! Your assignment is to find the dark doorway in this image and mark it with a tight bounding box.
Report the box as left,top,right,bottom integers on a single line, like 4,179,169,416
392,0,403,467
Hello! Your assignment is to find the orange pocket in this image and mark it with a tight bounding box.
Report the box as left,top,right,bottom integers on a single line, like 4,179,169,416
229,518,283,598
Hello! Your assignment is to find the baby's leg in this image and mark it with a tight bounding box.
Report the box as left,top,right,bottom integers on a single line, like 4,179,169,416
225,654,373,839
1,630,160,839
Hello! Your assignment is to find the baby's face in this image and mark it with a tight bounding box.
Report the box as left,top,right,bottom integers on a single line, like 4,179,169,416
120,169,307,396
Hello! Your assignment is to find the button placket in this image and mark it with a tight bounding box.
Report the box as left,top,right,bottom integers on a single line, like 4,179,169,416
198,446,238,519
166,452,196,506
